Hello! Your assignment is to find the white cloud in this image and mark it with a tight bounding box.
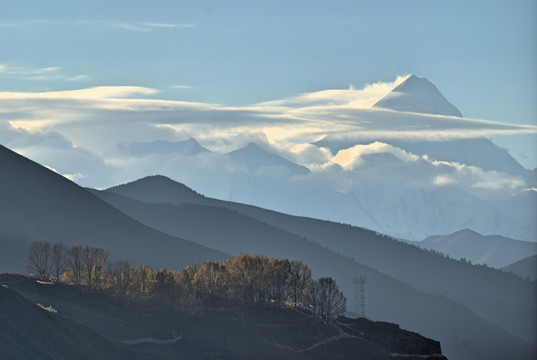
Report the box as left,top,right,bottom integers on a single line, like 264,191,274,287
0,63,92,83
432,174,457,186
44,165,84,182
170,84,195,89
333,142,419,170
1,78,536,192
289,143,333,166
142,22,196,29
67,75,91,82
112,22,196,32
255,75,409,109
429,159,526,195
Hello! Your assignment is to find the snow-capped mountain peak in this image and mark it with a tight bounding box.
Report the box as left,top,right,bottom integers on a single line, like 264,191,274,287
373,75,463,117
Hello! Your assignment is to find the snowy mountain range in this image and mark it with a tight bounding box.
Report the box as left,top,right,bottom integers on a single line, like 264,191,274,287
105,75,535,243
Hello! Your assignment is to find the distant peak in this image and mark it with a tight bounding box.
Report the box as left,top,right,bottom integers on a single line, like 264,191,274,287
374,75,463,117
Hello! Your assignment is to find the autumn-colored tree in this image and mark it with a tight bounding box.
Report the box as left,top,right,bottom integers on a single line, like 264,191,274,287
224,254,269,304
193,261,229,300
266,258,290,307
131,264,154,301
67,243,83,285
26,241,52,279
153,268,182,304
107,259,133,300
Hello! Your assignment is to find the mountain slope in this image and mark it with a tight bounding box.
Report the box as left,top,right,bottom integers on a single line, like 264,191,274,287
0,282,139,360
373,75,463,117
101,176,537,360
0,145,227,274
502,255,537,281
227,142,310,175
419,229,537,268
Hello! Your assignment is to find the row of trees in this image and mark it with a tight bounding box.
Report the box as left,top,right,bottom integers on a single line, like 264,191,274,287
26,241,346,319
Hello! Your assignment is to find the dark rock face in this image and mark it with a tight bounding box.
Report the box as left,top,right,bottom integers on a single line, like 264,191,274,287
338,317,446,359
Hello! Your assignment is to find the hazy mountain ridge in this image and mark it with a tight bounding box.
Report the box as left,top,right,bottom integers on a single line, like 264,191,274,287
502,255,537,281
103,175,537,360
418,229,537,268
227,142,310,175
0,145,228,274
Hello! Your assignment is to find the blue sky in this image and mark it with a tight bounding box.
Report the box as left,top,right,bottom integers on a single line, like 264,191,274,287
1,0,536,175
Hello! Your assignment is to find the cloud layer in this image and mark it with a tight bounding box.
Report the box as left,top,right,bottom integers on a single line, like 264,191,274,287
1,76,535,191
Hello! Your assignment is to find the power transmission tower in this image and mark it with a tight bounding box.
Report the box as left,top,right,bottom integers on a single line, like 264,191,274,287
352,275,367,318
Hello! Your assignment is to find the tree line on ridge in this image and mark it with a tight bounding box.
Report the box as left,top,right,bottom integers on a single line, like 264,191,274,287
26,240,346,319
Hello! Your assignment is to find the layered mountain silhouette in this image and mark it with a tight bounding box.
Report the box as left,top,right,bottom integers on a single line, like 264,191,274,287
101,175,537,360
0,145,227,274
2,145,536,360
502,255,537,281
419,229,537,268
227,142,310,175
373,75,463,117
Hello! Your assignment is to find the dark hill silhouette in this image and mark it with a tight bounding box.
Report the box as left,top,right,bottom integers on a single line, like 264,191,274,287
101,177,536,360
502,255,537,281
0,281,138,360
0,274,448,360
419,229,537,268
0,145,227,274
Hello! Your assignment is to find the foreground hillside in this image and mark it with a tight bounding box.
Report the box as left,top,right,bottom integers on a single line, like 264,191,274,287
0,281,138,360
0,274,446,360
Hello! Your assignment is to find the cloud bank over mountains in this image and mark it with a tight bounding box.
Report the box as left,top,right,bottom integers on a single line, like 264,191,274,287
1,75,536,241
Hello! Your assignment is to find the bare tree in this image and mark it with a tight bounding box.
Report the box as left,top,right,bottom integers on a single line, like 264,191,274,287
67,243,83,285
313,277,346,319
287,260,313,309
26,241,52,279
51,242,68,281
82,245,109,288
108,259,133,300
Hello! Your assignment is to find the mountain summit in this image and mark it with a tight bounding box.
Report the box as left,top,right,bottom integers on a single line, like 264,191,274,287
373,75,463,117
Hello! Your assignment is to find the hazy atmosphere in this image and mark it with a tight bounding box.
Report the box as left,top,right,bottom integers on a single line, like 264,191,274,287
1,2,536,360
